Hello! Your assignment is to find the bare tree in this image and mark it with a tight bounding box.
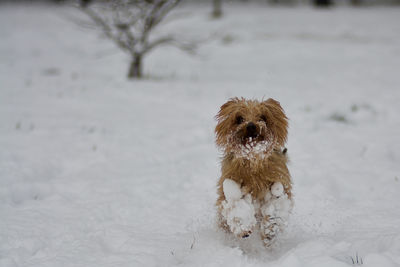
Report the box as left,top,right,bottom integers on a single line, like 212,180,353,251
80,0,194,79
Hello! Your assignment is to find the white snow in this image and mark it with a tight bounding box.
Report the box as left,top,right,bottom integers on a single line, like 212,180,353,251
271,182,284,197
1,2,400,267
222,179,242,201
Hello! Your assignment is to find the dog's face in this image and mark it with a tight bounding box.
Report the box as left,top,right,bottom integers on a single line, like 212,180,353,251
215,97,288,158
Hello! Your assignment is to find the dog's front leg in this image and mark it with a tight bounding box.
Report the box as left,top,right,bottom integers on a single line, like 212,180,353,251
260,182,293,246
219,179,257,238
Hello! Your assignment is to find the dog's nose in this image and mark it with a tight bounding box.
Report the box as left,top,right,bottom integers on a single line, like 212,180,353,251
246,122,257,138
246,122,257,133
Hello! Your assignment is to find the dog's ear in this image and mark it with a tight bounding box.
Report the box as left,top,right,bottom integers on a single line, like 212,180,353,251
215,97,241,122
215,97,242,148
262,98,288,146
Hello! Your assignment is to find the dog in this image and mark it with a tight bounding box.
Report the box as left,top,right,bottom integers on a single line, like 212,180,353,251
215,97,293,246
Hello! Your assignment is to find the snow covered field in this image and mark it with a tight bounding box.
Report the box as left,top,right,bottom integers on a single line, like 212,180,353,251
1,2,400,266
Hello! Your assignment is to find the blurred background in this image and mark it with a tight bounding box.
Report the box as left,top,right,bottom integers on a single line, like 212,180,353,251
0,1,399,266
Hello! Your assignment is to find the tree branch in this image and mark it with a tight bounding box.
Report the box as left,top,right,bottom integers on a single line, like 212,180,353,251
81,6,131,53
148,0,181,30
143,36,174,53
143,35,197,55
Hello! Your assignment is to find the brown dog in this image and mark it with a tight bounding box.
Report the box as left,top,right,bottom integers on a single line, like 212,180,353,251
215,97,293,246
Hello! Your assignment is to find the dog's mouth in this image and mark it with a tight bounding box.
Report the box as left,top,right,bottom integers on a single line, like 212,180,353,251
225,122,277,159
241,135,263,146
237,122,261,144
244,131,258,139
232,128,276,159
244,122,258,139
242,128,264,146
236,138,274,159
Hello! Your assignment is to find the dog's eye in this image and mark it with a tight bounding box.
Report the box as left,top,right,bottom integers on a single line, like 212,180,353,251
235,116,244,125
260,115,267,122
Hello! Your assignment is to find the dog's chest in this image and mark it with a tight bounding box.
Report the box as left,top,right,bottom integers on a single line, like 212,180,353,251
241,174,273,200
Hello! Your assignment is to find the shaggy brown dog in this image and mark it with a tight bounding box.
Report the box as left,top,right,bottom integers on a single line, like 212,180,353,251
215,97,293,246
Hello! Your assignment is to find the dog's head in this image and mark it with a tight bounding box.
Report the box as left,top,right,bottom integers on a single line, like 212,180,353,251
215,97,288,158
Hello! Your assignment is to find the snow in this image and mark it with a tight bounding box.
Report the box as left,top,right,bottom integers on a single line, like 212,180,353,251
222,179,242,201
1,2,400,267
270,182,284,197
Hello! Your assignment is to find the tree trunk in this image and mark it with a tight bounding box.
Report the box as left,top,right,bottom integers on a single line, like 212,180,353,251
128,54,143,79
313,0,333,7
212,0,222,18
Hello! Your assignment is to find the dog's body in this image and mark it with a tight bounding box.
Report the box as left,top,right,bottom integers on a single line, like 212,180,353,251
215,97,293,246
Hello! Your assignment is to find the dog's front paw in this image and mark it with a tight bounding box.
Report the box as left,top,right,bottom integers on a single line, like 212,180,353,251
221,195,256,238
229,214,255,239
260,216,284,246
260,185,293,246
270,182,284,197
237,228,252,239
222,179,242,201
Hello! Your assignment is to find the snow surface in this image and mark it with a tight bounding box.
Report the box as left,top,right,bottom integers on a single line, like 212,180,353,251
1,2,400,267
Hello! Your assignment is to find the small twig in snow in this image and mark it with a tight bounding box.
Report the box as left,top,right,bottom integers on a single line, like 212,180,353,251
190,235,196,250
